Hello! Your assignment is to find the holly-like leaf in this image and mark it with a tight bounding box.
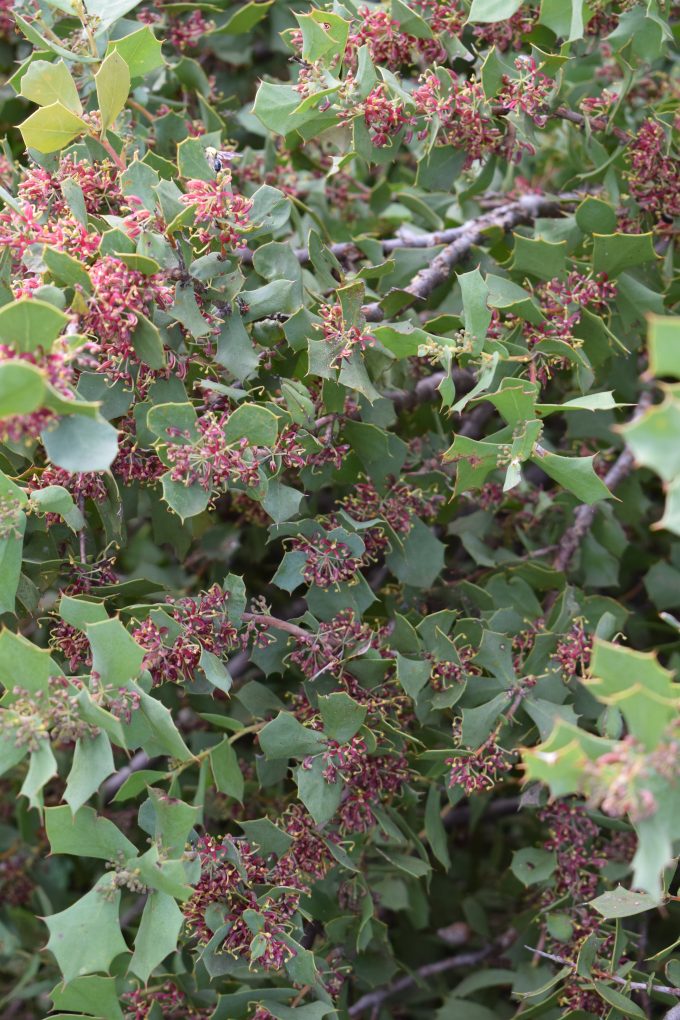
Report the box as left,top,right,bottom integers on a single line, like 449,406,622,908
45,874,129,983
20,101,85,153
95,51,131,131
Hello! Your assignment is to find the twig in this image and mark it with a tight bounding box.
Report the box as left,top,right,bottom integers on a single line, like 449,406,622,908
551,392,654,574
241,612,310,640
362,195,564,323
526,946,680,998
348,931,516,1016
240,192,573,268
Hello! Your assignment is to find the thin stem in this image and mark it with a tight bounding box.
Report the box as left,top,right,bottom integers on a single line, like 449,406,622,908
95,133,126,171
526,946,680,998
242,612,310,641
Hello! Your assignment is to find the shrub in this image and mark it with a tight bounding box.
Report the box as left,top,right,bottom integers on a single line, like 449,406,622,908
0,1,679,1018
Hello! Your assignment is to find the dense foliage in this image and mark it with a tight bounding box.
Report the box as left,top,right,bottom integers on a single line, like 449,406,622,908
0,0,679,1017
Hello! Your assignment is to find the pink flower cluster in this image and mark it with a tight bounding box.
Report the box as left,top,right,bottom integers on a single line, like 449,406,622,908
289,608,380,679
81,256,174,379
181,175,253,251
411,71,507,165
316,303,376,365
28,465,107,525
345,5,445,70
165,413,261,494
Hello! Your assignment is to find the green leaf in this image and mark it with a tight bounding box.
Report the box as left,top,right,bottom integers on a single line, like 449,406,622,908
214,0,275,34
20,740,57,812
45,805,137,859
295,755,343,825
20,59,82,114
509,235,567,282
210,738,244,802
95,51,131,131
43,247,92,291
45,874,128,983
107,26,165,78
64,732,115,814
42,415,118,472
592,232,657,277
386,518,445,588
129,892,184,983
511,847,556,886
532,449,612,504
50,975,124,1020
131,312,165,369
259,712,326,760
468,0,523,24
295,9,350,62
575,197,618,235
391,0,433,37
648,315,680,380
200,648,232,694
20,101,85,153
86,618,144,685
30,485,85,531
0,361,45,417
592,981,646,1019
621,394,680,482
318,692,367,742
224,402,279,447
147,788,200,857
589,885,658,918
161,474,209,521
0,297,69,352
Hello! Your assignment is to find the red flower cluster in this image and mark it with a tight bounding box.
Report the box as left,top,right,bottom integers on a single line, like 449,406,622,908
181,175,253,250
133,585,238,686
626,117,680,227
290,531,362,589
123,981,211,1020
183,834,297,969
0,342,78,444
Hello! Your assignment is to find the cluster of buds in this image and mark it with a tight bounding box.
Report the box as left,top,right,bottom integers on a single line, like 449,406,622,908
555,620,592,678
0,849,35,907
472,7,538,51
112,416,165,486
412,0,465,35
123,981,211,1020
133,585,238,685
626,117,680,227
309,734,410,833
584,736,659,821
315,303,375,366
183,834,297,970
272,804,335,883
2,676,99,750
90,672,141,724
337,479,443,551
290,531,362,589
0,492,24,540
181,175,253,250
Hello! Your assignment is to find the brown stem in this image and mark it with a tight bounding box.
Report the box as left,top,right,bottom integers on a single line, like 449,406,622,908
551,392,654,575
348,930,516,1016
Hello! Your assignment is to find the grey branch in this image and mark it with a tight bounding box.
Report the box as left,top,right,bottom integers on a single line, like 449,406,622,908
552,392,653,574
362,194,565,323
348,930,515,1016
527,946,680,999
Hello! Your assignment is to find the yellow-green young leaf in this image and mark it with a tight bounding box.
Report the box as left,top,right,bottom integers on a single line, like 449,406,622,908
20,59,82,114
95,50,131,131
20,101,85,153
